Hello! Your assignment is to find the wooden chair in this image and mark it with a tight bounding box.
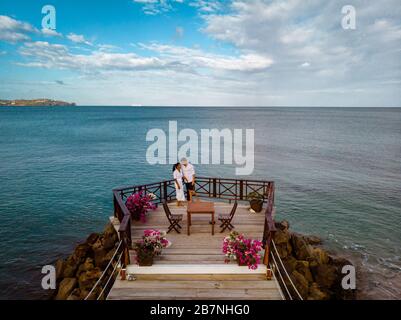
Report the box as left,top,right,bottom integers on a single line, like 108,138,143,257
162,200,183,234
218,201,238,233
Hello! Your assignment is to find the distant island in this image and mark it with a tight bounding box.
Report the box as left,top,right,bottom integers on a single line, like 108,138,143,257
0,99,76,107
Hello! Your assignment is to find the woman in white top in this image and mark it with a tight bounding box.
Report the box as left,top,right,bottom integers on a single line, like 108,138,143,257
173,163,185,206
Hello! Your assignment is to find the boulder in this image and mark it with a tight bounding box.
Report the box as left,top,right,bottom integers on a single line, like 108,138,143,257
67,288,82,300
315,264,337,289
76,257,95,276
92,238,108,268
275,220,290,231
73,243,92,262
55,259,65,280
290,270,309,299
291,234,313,260
304,235,322,246
78,267,102,292
274,228,291,245
283,256,298,273
56,278,77,300
295,260,313,283
86,233,100,246
102,234,117,251
308,282,329,300
311,247,330,265
62,255,80,278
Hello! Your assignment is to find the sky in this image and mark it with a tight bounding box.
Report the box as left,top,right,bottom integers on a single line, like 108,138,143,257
0,0,400,107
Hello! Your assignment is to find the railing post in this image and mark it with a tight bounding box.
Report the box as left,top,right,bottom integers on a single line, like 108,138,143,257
164,181,168,201
212,178,217,198
239,180,244,200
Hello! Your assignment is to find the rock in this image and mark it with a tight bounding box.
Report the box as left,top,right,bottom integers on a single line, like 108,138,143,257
56,278,77,300
283,256,298,273
315,264,337,289
86,233,100,246
274,228,291,245
102,223,118,250
295,260,313,283
275,220,290,231
73,243,92,261
78,268,102,292
308,282,329,300
103,222,117,239
291,233,313,260
92,238,108,268
304,235,322,245
62,255,80,278
103,235,117,251
55,259,65,280
311,247,330,265
290,270,309,299
76,257,95,276
67,288,82,300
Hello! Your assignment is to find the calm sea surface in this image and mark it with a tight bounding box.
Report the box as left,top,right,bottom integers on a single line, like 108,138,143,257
0,107,400,299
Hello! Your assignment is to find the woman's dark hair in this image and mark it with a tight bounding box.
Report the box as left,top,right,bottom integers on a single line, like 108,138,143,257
172,162,180,172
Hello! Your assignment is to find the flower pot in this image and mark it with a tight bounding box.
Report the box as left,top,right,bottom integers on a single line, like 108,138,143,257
137,255,154,266
250,199,263,213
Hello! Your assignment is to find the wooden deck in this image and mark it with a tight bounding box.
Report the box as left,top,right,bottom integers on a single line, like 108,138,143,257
107,200,283,300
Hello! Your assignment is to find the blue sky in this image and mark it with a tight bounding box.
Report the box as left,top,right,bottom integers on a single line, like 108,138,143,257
0,0,400,106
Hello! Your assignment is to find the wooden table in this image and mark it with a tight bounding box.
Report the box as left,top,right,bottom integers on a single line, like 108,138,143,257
187,202,215,236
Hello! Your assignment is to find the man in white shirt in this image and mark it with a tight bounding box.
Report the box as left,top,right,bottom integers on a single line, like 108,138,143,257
180,158,196,201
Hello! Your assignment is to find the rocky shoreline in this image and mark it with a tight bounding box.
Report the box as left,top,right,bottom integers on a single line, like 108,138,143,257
53,222,119,300
273,220,357,299
52,218,357,300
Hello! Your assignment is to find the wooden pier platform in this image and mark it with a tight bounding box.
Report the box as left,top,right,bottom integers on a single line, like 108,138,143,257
107,201,283,300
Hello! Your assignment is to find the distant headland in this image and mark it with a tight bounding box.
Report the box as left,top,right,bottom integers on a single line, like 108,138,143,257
0,99,76,107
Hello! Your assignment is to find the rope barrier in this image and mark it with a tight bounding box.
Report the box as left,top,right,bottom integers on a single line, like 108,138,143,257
271,252,293,300
84,240,123,300
98,251,123,300
271,240,304,300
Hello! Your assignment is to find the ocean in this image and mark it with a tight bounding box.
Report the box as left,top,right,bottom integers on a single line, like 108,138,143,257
0,106,400,299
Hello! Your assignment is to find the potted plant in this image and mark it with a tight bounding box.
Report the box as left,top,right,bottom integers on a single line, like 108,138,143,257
222,231,263,270
125,191,157,222
134,229,171,266
247,191,264,212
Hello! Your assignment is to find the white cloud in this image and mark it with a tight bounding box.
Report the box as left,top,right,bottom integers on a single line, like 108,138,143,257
18,41,165,72
133,0,184,15
0,15,37,43
141,43,273,72
67,33,93,46
41,28,62,37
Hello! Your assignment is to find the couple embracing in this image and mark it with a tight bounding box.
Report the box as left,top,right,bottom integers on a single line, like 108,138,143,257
172,158,195,206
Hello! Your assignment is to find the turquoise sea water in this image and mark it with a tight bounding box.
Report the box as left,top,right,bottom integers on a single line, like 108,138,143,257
0,107,400,299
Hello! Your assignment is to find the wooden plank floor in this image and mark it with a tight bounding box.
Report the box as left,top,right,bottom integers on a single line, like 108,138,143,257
107,200,283,300
130,200,266,264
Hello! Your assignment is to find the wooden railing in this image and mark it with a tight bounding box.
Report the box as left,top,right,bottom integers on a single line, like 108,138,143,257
113,177,276,268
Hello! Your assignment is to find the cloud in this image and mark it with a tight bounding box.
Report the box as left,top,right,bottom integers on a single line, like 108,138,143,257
67,33,93,46
201,0,401,93
0,15,37,43
140,43,273,71
189,0,223,13
18,41,166,72
133,0,184,15
41,28,62,37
